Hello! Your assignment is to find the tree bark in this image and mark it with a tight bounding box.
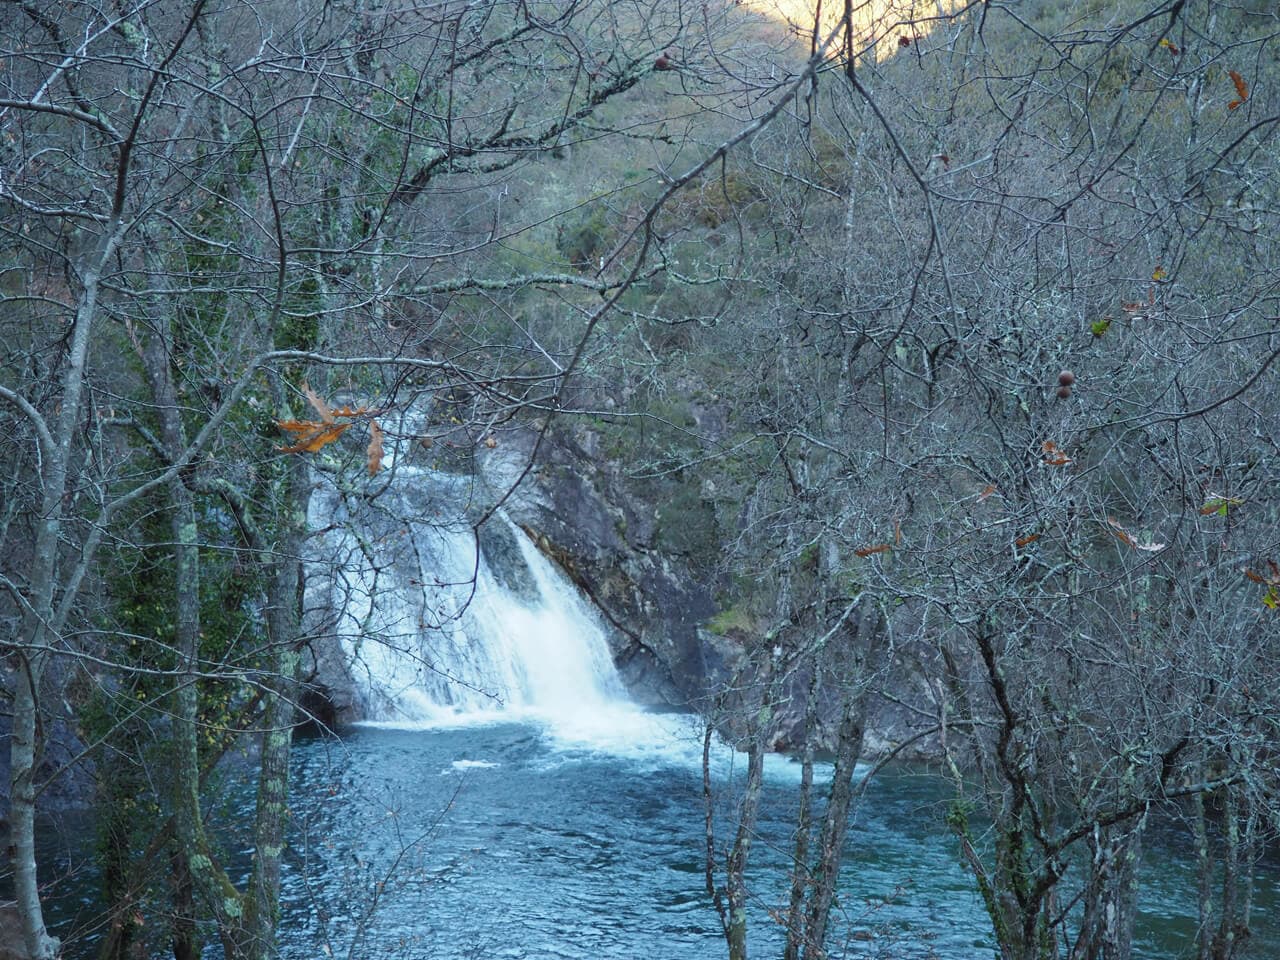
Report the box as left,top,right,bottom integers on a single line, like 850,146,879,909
783,665,821,960
7,255,112,960
800,680,870,959
726,735,765,960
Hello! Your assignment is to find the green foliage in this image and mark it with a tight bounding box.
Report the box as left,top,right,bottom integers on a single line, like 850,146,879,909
556,206,613,268
706,604,757,637
678,171,765,229
654,481,719,566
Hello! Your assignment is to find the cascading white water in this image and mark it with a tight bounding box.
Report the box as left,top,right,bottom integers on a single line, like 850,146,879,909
308,463,631,732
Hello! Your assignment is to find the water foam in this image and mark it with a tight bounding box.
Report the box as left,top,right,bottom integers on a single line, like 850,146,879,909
314,468,848,781
314,467,640,744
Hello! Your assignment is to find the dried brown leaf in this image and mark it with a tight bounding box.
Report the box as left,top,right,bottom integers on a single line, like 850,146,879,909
302,382,333,423
278,421,350,453
367,421,384,475
1228,69,1249,106
854,543,892,558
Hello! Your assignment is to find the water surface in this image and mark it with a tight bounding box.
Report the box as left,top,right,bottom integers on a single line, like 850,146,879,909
269,715,1275,960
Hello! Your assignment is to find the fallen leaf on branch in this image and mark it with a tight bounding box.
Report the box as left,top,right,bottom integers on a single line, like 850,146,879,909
277,420,350,453
302,382,333,422
1227,70,1249,110
367,421,384,475
1042,441,1072,466
1200,494,1243,516
1106,517,1165,551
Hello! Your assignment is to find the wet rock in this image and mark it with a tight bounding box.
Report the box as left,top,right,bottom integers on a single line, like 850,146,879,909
480,426,725,711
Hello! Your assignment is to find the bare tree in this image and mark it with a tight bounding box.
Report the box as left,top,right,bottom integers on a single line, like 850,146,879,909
623,0,1280,956
0,0,768,956
4,0,1278,957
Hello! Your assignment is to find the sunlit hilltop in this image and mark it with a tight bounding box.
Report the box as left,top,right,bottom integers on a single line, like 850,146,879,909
741,0,965,61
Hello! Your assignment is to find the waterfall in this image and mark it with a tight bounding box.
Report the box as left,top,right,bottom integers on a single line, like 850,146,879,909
308,466,630,730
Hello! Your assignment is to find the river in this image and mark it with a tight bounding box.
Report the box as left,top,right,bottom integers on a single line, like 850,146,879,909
273,499,1276,959
266,712,1278,960
33,495,1280,958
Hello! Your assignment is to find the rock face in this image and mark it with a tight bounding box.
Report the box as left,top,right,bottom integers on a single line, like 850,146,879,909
298,420,935,759
479,426,727,711
473,425,937,758
300,421,730,722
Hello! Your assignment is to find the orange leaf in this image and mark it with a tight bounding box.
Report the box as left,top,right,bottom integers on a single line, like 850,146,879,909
302,382,333,423
978,484,997,501
276,418,324,436
1042,441,1073,466
278,421,349,453
1106,518,1165,552
1015,533,1039,548
1244,568,1267,585
367,421,384,475
1107,517,1138,548
854,543,892,558
1228,69,1249,104
894,519,902,545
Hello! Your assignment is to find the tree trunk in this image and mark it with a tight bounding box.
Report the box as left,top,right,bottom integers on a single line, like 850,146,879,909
239,457,306,958
140,317,243,957
8,648,60,960
7,257,111,960
171,846,199,960
719,650,776,960
783,665,821,960
726,736,765,960
800,683,869,959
